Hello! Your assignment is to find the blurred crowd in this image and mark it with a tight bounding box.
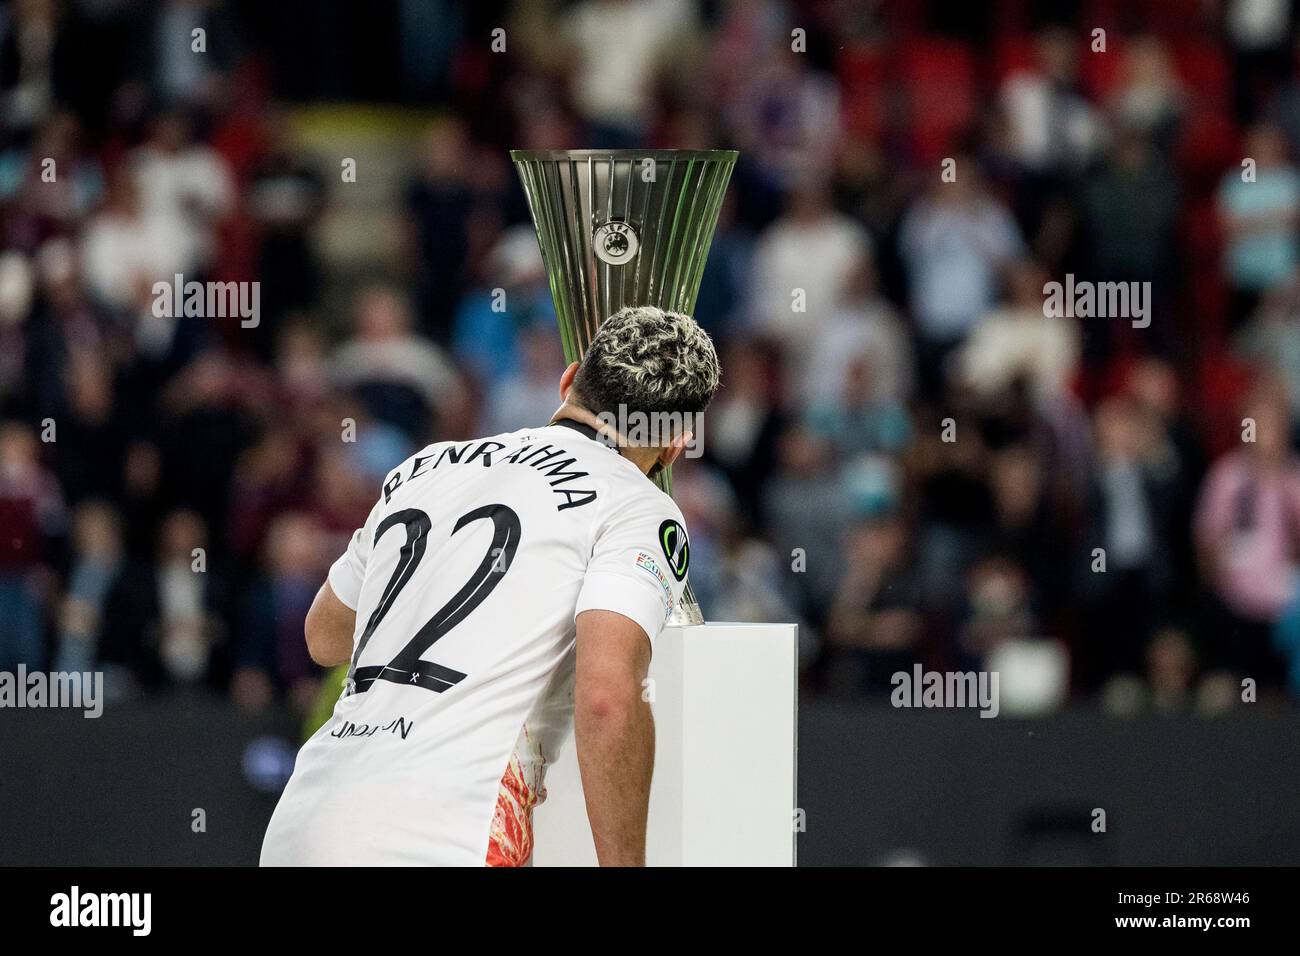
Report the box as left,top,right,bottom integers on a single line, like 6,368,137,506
7,0,1300,716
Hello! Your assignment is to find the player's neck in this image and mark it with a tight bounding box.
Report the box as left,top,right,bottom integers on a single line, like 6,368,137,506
549,403,660,476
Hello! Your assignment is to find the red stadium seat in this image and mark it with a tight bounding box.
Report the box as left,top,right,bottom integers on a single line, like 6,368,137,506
1172,40,1231,114
993,34,1038,84
1181,198,1228,347
1079,34,1127,103
1196,354,1254,456
1176,109,1240,189
1145,0,1214,40
898,37,977,161
837,43,890,143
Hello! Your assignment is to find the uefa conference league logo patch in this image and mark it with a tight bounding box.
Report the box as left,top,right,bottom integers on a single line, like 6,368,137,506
658,520,689,581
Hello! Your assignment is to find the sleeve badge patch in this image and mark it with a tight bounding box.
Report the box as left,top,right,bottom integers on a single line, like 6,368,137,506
657,520,690,581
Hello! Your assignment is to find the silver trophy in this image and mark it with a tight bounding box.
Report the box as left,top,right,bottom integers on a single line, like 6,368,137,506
512,149,738,625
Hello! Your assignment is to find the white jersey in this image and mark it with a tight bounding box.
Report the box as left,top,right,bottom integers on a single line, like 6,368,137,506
260,420,690,866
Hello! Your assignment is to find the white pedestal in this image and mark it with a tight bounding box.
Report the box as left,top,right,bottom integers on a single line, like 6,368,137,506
533,622,798,866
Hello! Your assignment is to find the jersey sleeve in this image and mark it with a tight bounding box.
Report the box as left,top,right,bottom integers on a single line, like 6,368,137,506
328,500,383,611
575,492,691,645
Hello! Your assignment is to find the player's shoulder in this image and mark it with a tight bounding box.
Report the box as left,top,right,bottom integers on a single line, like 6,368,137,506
599,460,687,533
624,469,683,515
593,474,692,587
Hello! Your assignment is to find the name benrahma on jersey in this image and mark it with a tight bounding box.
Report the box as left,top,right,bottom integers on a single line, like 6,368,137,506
379,435,602,513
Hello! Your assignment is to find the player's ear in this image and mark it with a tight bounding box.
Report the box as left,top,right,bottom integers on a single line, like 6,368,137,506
559,361,579,400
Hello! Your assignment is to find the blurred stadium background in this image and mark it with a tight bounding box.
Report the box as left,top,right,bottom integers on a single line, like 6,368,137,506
3,0,1300,865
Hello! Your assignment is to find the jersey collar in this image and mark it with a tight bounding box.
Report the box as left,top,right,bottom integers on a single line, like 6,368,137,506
549,417,614,449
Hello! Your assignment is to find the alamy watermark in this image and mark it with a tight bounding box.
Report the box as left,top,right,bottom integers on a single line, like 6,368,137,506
0,666,103,718
594,405,704,458
152,273,260,328
891,665,1000,718
50,886,150,936
1043,273,1150,328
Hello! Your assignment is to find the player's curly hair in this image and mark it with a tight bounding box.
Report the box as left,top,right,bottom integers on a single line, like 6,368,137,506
571,305,721,420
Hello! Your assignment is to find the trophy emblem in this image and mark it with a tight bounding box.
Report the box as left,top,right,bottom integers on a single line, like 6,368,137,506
592,220,640,265
511,149,738,625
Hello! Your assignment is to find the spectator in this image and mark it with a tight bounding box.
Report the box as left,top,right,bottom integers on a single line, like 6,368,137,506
561,0,695,147
999,26,1104,182
128,110,235,279
804,350,912,460
228,423,308,562
956,259,1080,404
986,440,1066,621
956,553,1039,669
823,512,926,696
899,156,1024,389
1080,127,1179,356
237,511,330,713
1146,626,1199,711
804,254,914,407
0,111,103,250
722,13,842,211
1194,380,1299,689
0,419,64,669
762,424,849,620
485,324,566,435
148,0,239,109
1106,36,1185,156
0,252,34,396
49,350,125,504
691,193,753,335
24,239,117,418
403,121,474,343
80,166,187,316
1238,277,1300,426
332,284,460,444
1216,122,1300,330
100,509,230,690
453,224,555,385
245,110,326,350
1226,0,1295,122
0,0,68,137
702,338,784,526
750,181,872,362
153,350,261,538
54,500,123,673
1075,396,1172,691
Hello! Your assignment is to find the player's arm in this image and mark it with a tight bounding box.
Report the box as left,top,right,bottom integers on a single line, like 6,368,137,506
304,580,356,667
574,609,654,867
310,498,383,668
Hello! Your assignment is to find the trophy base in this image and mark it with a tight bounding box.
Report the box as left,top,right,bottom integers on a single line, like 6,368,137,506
667,583,705,626
533,621,799,865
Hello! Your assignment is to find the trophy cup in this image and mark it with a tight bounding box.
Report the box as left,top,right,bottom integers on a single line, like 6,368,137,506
512,149,738,626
